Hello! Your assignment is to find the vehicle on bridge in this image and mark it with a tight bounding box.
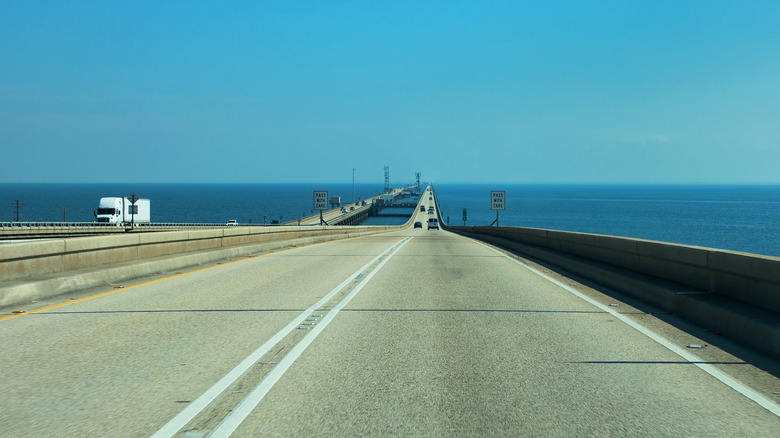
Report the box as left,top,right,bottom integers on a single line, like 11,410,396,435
94,197,150,225
414,221,422,228
427,218,439,229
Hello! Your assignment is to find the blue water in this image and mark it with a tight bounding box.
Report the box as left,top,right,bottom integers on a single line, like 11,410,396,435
0,183,387,225
435,184,780,257
1,183,779,257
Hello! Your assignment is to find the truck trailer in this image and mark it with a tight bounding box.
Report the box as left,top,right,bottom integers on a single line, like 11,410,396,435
94,197,151,225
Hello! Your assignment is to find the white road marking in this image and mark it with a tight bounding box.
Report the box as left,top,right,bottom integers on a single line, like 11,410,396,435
471,238,780,417
207,236,413,437
151,236,413,438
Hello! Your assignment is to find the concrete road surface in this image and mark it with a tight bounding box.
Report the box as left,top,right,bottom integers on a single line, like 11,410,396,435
1,213,779,436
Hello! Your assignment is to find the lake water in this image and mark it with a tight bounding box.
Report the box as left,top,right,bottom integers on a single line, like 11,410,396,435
435,184,780,257
1,183,778,257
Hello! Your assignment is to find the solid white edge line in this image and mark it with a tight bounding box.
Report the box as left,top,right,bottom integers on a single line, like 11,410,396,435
469,238,780,417
151,237,412,438
208,236,414,437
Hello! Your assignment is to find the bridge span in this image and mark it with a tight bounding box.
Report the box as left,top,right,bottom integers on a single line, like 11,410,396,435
1,187,779,436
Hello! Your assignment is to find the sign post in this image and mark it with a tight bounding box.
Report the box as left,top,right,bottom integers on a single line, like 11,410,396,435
128,193,139,230
313,191,328,225
490,190,505,226
462,208,467,226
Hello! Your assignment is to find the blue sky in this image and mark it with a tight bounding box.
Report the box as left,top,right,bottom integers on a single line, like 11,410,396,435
1,1,779,184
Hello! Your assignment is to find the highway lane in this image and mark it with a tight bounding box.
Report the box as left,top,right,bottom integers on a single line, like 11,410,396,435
0,233,410,436
229,227,780,436
1,203,779,436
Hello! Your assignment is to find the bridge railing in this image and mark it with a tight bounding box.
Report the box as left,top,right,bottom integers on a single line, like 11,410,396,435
0,224,411,308
0,221,266,228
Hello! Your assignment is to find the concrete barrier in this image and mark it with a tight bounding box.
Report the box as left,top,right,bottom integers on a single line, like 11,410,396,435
0,225,403,308
447,225,780,360
1,226,405,282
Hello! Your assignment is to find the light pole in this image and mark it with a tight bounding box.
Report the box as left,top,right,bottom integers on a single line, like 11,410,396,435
352,168,355,203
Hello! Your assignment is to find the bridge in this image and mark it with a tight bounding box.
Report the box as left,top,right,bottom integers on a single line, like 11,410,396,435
295,186,419,226
1,186,779,436
0,186,417,238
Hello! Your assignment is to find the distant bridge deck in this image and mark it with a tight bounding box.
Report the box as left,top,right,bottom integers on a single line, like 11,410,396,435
379,201,418,208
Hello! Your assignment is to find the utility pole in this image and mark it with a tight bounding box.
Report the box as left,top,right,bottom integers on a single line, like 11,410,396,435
352,168,356,203
13,200,23,222
384,165,390,193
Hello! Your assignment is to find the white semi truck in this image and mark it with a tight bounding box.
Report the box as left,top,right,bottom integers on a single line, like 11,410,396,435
94,197,151,225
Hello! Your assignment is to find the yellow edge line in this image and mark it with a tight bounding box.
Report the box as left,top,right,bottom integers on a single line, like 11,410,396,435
0,232,390,323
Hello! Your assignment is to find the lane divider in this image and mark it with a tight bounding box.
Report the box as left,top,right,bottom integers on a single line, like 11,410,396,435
469,238,780,418
152,236,413,438
207,236,412,437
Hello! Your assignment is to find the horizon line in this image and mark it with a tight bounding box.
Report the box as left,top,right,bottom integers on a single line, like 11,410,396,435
2,181,780,186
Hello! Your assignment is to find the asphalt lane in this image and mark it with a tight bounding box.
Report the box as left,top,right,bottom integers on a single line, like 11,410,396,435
1,203,779,436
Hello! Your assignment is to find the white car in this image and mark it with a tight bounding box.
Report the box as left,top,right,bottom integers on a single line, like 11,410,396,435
427,218,439,230
226,220,238,226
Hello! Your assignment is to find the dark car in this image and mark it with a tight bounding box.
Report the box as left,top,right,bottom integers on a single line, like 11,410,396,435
414,221,422,228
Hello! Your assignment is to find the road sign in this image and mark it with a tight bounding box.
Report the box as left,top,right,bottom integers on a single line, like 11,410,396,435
128,193,139,228
313,191,328,210
491,191,505,211
462,208,467,221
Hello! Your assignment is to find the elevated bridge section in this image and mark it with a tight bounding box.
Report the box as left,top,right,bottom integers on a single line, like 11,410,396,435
296,186,420,226
0,186,421,239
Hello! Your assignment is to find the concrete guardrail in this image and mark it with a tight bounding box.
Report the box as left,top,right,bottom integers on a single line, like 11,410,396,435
0,224,408,308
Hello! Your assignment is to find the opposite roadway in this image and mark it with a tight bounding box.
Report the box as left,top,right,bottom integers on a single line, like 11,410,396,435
1,189,779,437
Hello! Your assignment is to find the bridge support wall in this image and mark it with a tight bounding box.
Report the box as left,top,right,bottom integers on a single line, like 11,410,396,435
448,225,780,360
331,208,370,225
